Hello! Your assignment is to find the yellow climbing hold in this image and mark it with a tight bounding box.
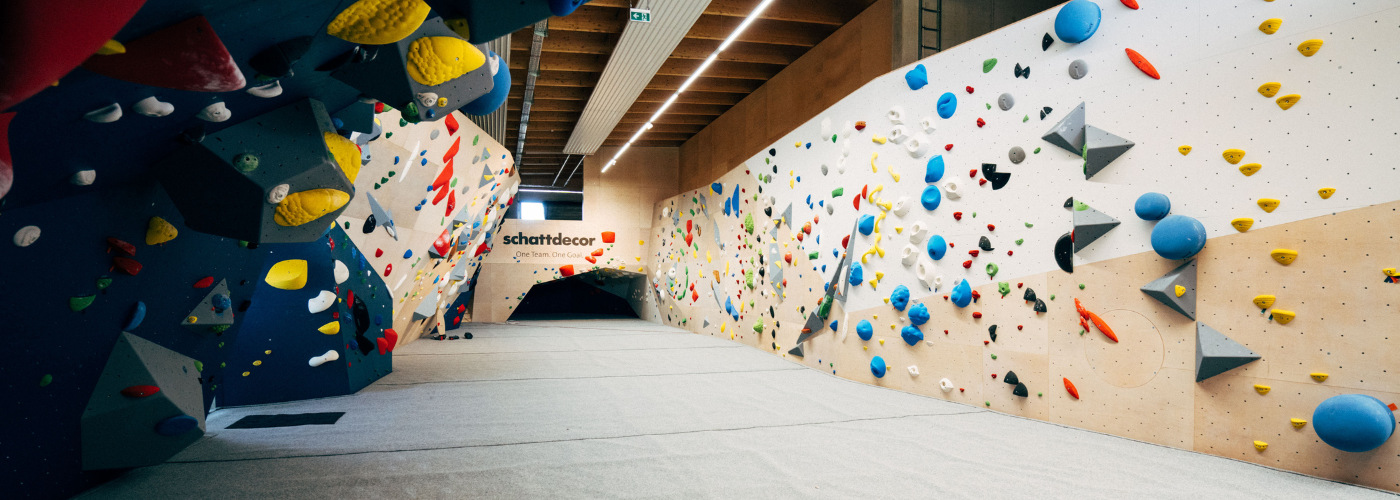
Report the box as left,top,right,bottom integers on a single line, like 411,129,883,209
1254,384,1271,395
186,316,198,324
1257,198,1280,213
1271,309,1296,324
871,135,887,145
1258,82,1281,98
1253,440,1268,452
870,152,879,172
895,226,904,234
1317,187,1335,199
253,360,262,366
327,0,431,45
1222,149,1245,164
1309,372,1329,382
96,39,127,55
1258,18,1282,35
1384,268,1398,277
406,36,485,86
1275,94,1300,110
437,97,448,107
1174,285,1186,297
265,259,308,290
879,339,885,345
145,216,178,245
1231,218,1254,232
1178,145,1192,155
1253,295,1276,309
1270,248,1298,265
275,189,351,226
324,132,361,183
1239,163,1261,176
888,165,900,182
794,141,802,148
1291,418,1308,429
318,321,341,335
1297,39,1323,57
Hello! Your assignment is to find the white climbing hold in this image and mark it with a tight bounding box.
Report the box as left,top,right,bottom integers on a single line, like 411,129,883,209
133,96,174,117
308,290,337,313
70,170,96,186
334,260,350,284
267,183,290,204
836,157,846,174
820,117,832,136
417,92,438,107
943,181,961,200
939,378,954,392
901,244,919,266
892,196,911,217
13,226,40,247
887,106,904,124
247,81,283,98
308,349,340,367
841,121,853,138
196,102,232,122
905,134,929,157
84,103,123,123
915,260,933,286
907,365,920,376
918,117,936,134
841,139,851,157
487,52,500,75
889,125,909,144
908,221,928,243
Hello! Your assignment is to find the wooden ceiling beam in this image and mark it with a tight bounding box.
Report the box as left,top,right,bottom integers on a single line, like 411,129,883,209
668,38,807,65
509,69,599,88
601,139,684,147
546,6,629,34
626,101,729,116
643,75,762,93
511,30,615,55
508,86,592,101
635,89,745,106
683,16,835,47
509,51,608,73
655,58,780,80
606,131,693,141
619,113,713,125
507,111,580,123
507,99,585,113
585,0,868,26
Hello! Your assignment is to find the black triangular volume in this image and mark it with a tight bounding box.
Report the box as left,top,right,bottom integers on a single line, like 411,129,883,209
989,325,998,342
1033,298,1047,313
1021,66,1030,79
1003,370,1020,385
1023,288,1037,302
1013,382,1029,397
979,236,994,251
1063,197,1074,208
764,207,772,217
1054,232,1074,273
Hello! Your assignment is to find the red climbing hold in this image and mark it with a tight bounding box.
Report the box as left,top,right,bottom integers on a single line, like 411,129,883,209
968,250,980,257
978,179,987,186
376,337,389,355
432,183,449,205
1007,250,1014,256
984,340,990,345
442,136,461,163
1125,48,1160,80
853,195,860,210
987,224,995,232
82,16,246,92
784,252,792,264
375,248,384,257
976,118,986,128
1088,311,1119,342
444,189,455,216
193,276,214,288
969,169,977,178
966,86,975,94
383,263,392,276
591,248,604,257
842,235,850,249
384,329,399,352
374,102,385,113
1120,0,1139,9
1064,378,1081,399
854,121,866,131
971,290,981,300
684,233,693,246
1017,283,1023,289
113,256,142,276
602,231,616,243
953,212,963,220
106,237,136,257
1017,325,1023,330
445,114,460,135
973,312,982,319
120,385,161,398
991,373,997,379
585,256,597,264
945,144,954,151
432,158,454,190
0,112,14,201
560,264,575,277
962,260,972,268
0,0,147,112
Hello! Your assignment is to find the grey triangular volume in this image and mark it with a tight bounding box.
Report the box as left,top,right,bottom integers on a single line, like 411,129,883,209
1141,260,1197,319
1071,205,1120,252
477,164,494,188
1195,322,1261,382
780,203,793,229
1082,125,1135,180
1041,102,1086,154
787,343,805,357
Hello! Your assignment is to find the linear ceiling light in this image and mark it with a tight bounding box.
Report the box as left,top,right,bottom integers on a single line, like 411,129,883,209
602,0,776,173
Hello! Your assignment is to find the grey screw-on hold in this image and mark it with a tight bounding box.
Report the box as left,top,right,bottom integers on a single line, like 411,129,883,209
998,93,1015,111
1009,146,1026,164
1069,59,1089,79
826,204,834,215
821,164,829,175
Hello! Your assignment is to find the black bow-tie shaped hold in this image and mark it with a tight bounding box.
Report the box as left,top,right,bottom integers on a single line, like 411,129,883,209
1015,63,1031,79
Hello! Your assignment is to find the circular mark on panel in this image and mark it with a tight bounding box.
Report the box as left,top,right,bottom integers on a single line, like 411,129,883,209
1084,309,1164,388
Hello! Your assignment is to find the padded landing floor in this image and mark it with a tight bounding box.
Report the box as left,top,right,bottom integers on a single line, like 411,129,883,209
79,317,1395,499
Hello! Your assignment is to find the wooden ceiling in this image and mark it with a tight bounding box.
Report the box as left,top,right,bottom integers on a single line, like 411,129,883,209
506,0,878,189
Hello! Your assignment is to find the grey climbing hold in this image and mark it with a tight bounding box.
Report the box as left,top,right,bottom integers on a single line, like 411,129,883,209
1141,259,1197,320
1072,203,1120,253
1195,322,1261,382
1008,146,1025,164
1041,102,1085,154
998,93,1015,111
1069,59,1089,79
787,343,805,357
1082,125,1135,180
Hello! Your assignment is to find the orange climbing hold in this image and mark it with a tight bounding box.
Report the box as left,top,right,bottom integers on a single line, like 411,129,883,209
601,231,616,243
1125,49,1160,79
442,136,460,163
1064,378,1080,399
444,114,459,135
560,264,575,277
1121,0,1139,9
1088,311,1118,342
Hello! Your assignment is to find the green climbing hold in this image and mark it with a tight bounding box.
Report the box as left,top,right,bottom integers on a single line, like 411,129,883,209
972,212,977,217
986,263,999,277
404,101,419,117
1038,392,1043,397
991,354,998,360
1023,115,1029,122
380,177,388,183
473,135,479,146
209,324,231,334
95,276,112,290
1015,239,1024,245
743,213,755,234
373,183,381,189
221,362,227,368
344,222,351,229
985,401,991,407
39,374,53,387
70,295,96,312
194,360,204,372
752,318,764,333
1079,283,1086,289
398,119,407,127
1033,147,1041,154
832,188,844,197
1025,222,1033,228
986,103,991,110
831,134,837,142
1050,294,1055,300
387,171,396,177
998,281,1010,296
808,251,819,260
450,178,458,187
385,132,393,138
983,58,998,73
234,153,260,172
1074,200,1089,211
239,240,249,247
745,269,755,289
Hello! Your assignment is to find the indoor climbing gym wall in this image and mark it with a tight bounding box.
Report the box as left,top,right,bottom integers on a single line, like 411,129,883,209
643,0,1400,492
0,0,529,497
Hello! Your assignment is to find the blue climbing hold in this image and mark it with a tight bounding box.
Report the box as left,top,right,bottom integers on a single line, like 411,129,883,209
332,118,344,130
858,215,875,235
154,414,199,436
890,285,910,311
900,325,925,346
848,262,864,286
1150,215,1207,260
210,294,231,313
927,234,947,260
124,301,146,330
375,314,383,325
731,188,741,218
951,279,973,308
920,185,941,211
870,356,887,378
1135,192,1171,221
937,92,957,119
403,249,413,259
420,158,427,166
723,198,732,216
905,63,928,90
394,156,399,165
908,303,929,325
712,182,723,195
829,320,838,331
856,319,874,341
1054,0,1102,43
925,155,945,183
1314,394,1396,452
463,51,511,115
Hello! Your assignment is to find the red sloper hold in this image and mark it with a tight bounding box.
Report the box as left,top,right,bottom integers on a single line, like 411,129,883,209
584,255,597,264
1121,0,1140,9
106,237,136,256
120,385,160,398
432,184,449,205
944,144,953,151
560,264,575,277
966,86,974,93
473,242,489,257
0,0,147,112
1125,49,1161,80
0,112,13,200
442,136,461,163
432,228,452,256
113,256,142,275
81,16,246,92
376,337,389,355
976,118,986,128
444,189,455,216
590,248,604,257
684,233,693,246
432,158,454,190
193,276,213,288
444,114,459,135
383,328,399,352
1064,378,1081,399
601,231,616,244
384,263,392,276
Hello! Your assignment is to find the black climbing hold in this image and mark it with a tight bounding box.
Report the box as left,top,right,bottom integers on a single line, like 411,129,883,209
764,207,773,217
989,325,998,342
239,279,248,286
352,294,370,335
981,163,1010,190
757,267,765,278
979,236,994,251
1063,197,1074,209
1012,382,1029,397
1040,106,1053,120
769,148,776,156
464,332,473,339
178,123,206,144
1042,33,1054,51
1014,63,1030,79
238,300,252,312
1003,370,1020,385
354,334,374,355
772,165,778,173
1054,232,1074,273
249,36,314,80
362,214,377,234
1033,298,1048,313
1023,288,1037,302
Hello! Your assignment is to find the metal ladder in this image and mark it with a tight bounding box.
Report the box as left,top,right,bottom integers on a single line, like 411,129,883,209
918,0,943,59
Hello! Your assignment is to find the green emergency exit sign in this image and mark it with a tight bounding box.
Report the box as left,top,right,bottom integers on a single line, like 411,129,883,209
629,8,651,22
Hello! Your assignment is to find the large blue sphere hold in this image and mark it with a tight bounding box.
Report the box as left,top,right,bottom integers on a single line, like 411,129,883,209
154,414,199,436
871,356,887,378
1150,215,1207,260
925,155,946,183
950,279,973,308
463,51,512,115
1135,192,1171,220
1055,0,1102,43
908,303,930,325
890,285,911,311
927,235,948,260
1314,394,1396,452
920,185,942,211
900,326,925,346
937,92,958,119
856,319,874,341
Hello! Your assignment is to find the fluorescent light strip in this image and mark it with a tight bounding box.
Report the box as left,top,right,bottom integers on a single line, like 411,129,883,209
603,1,773,174
518,188,584,194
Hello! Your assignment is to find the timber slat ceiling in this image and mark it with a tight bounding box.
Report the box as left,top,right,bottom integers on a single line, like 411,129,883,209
506,0,876,189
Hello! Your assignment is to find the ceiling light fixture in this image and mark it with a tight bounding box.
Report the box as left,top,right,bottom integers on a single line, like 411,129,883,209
602,0,776,173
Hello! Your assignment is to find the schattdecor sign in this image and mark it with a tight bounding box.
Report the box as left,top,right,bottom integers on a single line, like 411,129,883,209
502,232,598,259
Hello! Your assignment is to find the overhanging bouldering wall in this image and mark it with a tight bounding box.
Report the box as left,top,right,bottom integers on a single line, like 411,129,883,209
645,0,1400,492
509,269,647,319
